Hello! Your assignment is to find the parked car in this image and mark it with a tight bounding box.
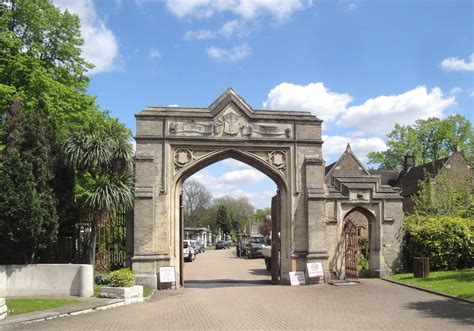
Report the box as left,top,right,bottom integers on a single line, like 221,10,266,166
183,240,196,262
245,236,265,259
224,240,233,249
215,240,225,250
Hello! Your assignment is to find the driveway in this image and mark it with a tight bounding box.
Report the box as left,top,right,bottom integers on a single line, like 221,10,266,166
10,249,474,330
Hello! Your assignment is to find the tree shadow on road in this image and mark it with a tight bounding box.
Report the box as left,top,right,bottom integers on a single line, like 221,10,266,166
405,300,474,326
248,268,271,276
184,279,271,289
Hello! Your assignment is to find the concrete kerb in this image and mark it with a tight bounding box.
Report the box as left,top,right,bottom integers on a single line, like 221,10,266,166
0,291,156,328
381,278,473,304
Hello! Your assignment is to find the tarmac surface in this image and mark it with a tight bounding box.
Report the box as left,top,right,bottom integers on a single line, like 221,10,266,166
8,248,474,330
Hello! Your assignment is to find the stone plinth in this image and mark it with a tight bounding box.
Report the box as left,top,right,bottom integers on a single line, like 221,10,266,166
100,285,143,304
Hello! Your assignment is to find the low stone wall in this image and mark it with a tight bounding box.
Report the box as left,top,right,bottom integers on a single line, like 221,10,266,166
0,298,6,320
0,264,93,297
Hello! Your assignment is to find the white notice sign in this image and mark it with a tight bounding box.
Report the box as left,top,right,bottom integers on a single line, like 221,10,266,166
289,271,306,286
307,262,324,278
159,267,176,283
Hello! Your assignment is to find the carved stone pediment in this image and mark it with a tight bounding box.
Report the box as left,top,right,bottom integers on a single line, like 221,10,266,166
168,104,292,139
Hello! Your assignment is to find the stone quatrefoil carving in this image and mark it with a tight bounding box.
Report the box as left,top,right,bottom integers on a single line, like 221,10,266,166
173,149,287,175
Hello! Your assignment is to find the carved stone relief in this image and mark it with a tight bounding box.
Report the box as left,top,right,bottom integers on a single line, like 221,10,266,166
168,106,292,139
173,148,289,179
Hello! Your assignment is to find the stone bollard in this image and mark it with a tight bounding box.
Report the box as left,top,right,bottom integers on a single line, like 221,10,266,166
0,298,7,320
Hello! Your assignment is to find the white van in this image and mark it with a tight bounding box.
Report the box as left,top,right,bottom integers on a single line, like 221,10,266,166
183,240,196,262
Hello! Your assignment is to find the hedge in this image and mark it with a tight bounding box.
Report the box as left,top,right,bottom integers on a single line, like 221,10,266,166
404,215,473,271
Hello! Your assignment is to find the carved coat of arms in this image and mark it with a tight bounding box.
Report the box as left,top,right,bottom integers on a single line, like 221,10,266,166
214,111,244,136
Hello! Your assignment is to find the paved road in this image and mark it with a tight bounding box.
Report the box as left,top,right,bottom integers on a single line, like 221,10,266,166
10,249,474,330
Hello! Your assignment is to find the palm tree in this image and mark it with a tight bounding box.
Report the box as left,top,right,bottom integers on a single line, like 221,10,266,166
61,121,134,266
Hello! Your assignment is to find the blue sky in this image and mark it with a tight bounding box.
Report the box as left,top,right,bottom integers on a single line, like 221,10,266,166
55,0,473,208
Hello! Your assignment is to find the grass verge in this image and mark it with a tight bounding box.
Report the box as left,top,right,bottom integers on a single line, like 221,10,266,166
391,269,474,300
5,298,80,316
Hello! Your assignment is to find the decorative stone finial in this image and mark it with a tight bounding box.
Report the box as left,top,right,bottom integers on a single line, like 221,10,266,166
345,143,352,153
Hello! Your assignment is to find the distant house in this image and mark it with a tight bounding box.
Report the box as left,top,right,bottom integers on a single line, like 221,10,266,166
370,148,473,214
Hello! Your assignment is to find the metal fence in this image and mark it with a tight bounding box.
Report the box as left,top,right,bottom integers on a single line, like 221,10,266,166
43,214,127,272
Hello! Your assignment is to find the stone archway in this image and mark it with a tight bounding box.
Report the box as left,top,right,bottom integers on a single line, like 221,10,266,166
343,206,377,279
132,88,326,288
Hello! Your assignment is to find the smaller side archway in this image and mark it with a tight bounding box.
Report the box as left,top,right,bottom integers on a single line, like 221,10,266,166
343,206,377,278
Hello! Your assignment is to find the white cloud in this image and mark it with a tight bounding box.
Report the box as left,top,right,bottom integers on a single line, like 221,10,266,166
262,82,353,122
185,20,249,41
221,169,267,184
450,87,463,95
322,135,386,164
148,48,161,61
184,29,216,40
206,44,251,62
339,86,455,135
190,164,275,209
164,0,312,22
440,54,474,72
54,0,120,74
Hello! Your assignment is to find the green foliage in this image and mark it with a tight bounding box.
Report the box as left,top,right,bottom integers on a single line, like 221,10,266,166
106,268,136,287
0,0,110,139
0,98,58,263
62,122,134,265
357,255,369,273
368,115,474,170
413,171,473,217
404,215,473,271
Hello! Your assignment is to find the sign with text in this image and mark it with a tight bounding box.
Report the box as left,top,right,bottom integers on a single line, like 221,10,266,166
159,267,176,283
289,271,306,286
307,262,324,278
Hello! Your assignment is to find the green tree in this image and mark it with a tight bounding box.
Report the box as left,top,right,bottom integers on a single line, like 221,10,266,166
368,115,473,170
215,204,231,235
61,121,134,265
0,98,58,263
413,171,473,217
0,0,109,144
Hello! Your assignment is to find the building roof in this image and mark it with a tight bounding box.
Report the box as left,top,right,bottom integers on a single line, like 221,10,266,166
395,156,450,196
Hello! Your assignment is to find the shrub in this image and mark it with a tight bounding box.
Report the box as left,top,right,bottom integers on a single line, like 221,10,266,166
404,215,473,271
106,268,136,287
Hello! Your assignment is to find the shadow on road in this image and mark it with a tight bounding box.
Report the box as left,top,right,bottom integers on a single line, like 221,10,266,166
184,279,272,288
248,268,271,276
405,300,474,326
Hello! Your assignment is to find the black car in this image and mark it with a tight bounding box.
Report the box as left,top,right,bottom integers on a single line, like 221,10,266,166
215,240,225,249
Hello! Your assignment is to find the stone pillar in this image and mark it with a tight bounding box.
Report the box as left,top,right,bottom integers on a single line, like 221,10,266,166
305,156,329,271
132,149,158,289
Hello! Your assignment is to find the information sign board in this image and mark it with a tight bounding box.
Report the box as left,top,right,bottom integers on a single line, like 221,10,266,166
289,271,306,286
307,262,324,278
159,267,176,283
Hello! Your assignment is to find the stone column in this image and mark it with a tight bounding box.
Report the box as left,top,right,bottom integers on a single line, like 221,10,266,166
305,156,329,271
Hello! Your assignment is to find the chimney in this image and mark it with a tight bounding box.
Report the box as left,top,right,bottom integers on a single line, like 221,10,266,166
404,155,415,172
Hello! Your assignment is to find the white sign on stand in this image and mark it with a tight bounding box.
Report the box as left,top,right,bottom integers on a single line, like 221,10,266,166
159,267,176,283
307,262,324,278
289,271,306,286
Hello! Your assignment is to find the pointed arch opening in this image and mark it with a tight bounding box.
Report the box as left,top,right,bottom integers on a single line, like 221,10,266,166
343,206,376,278
171,149,289,287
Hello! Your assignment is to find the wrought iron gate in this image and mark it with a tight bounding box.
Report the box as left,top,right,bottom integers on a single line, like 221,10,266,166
96,214,127,271
344,218,358,280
